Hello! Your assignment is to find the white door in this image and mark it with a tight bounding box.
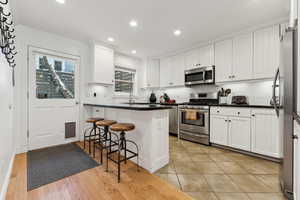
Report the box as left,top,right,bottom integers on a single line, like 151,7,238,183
232,33,253,81
210,115,228,145
199,45,214,66
253,25,280,79
171,55,185,86
160,57,171,87
228,116,251,151
251,109,281,158
28,47,80,150
146,59,160,88
215,39,233,82
184,49,200,70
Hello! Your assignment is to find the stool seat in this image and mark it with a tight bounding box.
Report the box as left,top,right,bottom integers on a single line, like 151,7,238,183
110,123,135,132
86,117,104,123
96,120,117,127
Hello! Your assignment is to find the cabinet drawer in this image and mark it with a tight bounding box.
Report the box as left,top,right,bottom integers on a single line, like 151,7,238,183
210,107,251,117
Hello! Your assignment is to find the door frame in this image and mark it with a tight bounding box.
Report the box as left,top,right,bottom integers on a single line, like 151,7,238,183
26,45,81,150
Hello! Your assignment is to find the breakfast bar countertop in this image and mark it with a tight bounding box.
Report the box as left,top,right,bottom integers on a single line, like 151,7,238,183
83,103,173,111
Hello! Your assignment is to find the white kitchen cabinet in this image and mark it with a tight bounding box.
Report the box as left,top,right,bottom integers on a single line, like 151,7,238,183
92,45,114,84
184,49,200,70
228,116,251,151
160,55,184,87
210,115,228,146
253,25,280,79
170,54,185,86
294,121,300,200
251,109,281,158
199,45,215,66
232,33,253,81
146,59,160,88
215,39,233,82
159,57,171,87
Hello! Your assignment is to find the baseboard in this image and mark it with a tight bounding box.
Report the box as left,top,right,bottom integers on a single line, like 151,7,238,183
0,153,15,200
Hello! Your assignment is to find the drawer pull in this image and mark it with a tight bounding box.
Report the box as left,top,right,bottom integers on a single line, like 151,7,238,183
237,112,240,115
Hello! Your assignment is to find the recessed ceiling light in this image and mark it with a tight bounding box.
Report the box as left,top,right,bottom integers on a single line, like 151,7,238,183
131,50,137,54
107,37,115,42
129,20,138,27
56,0,65,4
174,29,182,36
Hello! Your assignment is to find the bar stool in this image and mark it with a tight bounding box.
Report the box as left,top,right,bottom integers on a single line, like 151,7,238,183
108,123,139,183
93,120,118,164
84,117,103,154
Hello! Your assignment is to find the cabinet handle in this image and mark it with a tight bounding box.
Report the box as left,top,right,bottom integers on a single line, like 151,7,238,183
217,110,220,113
232,75,235,78
237,112,240,115
112,80,114,82
225,120,227,122
228,75,231,78
228,120,232,122
252,114,255,117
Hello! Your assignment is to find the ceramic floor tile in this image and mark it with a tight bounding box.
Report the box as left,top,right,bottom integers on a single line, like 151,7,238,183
247,193,287,200
177,174,212,192
215,192,250,200
225,152,258,162
215,162,248,174
255,175,281,192
204,175,241,193
189,153,212,162
173,161,199,174
237,160,279,175
193,162,224,174
156,174,181,190
171,152,193,162
208,154,233,162
156,163,177,174
229,175,273,192
186,192,218,200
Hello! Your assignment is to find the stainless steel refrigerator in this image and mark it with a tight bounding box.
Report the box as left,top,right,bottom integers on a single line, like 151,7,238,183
274,23,298,200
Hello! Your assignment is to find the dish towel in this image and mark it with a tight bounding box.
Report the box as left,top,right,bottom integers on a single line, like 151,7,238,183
186,110,198,120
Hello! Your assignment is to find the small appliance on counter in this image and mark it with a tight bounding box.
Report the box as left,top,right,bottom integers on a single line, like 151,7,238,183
149,92,157,103
231,95,248,105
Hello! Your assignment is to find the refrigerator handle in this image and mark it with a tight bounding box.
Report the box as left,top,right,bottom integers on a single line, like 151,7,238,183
272,68,280,117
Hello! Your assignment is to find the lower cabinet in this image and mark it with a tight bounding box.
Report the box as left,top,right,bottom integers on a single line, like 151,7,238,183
210,107,281,158
210,115,228,146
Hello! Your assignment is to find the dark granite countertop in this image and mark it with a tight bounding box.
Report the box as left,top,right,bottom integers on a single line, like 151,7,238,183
210,104,274,109
83,103,172,111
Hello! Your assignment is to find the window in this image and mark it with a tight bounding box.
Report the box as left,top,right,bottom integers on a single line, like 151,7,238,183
35,54,75,99
114,66,137,95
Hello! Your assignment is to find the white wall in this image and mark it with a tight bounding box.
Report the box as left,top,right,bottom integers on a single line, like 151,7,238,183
15,25,90,153
142,80,274,105
0,53,15,199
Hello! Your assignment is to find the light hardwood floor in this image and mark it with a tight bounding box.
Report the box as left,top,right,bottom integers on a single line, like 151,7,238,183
6,142,192,200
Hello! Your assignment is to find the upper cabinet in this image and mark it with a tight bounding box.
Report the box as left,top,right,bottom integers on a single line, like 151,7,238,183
184,45,214,70
215,39,233,82
232,33,253,81
253,25,280,79
92,45,114,85
146,59,160,88
160,55,184,87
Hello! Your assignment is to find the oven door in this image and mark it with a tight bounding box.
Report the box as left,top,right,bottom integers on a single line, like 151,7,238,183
179,108,209,134
203,66,215,84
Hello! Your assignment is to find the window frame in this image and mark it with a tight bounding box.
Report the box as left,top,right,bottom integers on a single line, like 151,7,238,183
113,66,138,97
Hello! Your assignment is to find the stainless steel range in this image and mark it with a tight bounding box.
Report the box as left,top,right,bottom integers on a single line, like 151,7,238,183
179,93,218,145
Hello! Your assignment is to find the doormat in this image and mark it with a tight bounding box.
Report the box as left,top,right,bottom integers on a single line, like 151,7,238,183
27,143,99,190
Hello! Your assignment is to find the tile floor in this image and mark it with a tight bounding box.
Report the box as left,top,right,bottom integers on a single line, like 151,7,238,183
155,136,287,200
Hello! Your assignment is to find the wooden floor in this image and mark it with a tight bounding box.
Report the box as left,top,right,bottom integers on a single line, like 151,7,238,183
5,142,192,200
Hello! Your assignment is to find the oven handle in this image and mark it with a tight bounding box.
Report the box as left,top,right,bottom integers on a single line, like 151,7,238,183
179,109,209,113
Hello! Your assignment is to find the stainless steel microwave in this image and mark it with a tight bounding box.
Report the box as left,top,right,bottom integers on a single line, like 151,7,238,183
185,66,215,86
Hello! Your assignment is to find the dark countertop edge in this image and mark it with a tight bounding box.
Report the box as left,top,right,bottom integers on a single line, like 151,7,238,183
209,104,274,109
83,103,172,111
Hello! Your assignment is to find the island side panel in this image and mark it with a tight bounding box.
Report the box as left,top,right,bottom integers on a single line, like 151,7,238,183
104,108,170,173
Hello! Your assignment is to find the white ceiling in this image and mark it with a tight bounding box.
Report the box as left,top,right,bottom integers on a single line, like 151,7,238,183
15,0,288,58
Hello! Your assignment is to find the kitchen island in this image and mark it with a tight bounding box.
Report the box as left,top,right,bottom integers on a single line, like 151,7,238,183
83,103,172,173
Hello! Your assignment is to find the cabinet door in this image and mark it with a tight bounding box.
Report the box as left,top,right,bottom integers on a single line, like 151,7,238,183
253,25,280,79
160,57,171,87
199,45,214,66
184,49,200,70
146,59,160,88
215,39,233,82
210,115,228,145
170,55,185,86
228,117,251,151
93,45,114,84
232,33,253,81
294,122,300,200
251,110,281,158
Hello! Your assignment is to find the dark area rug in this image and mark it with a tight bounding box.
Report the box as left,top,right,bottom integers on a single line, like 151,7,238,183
27,143,99,190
